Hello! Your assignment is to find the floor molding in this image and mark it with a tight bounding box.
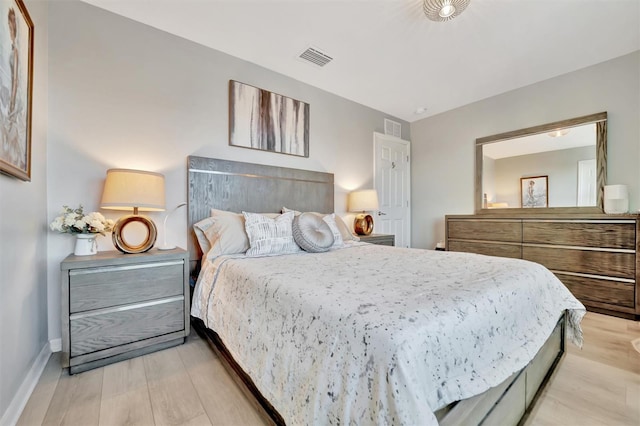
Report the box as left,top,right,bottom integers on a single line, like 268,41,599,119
0,341,52,426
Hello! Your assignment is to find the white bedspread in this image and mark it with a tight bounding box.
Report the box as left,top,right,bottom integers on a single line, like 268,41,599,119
192,243,585,425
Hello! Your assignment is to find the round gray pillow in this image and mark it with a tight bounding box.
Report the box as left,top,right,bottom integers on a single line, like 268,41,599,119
292,213,335,253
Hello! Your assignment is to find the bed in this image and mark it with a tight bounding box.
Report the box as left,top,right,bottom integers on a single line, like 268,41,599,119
187,156,586,425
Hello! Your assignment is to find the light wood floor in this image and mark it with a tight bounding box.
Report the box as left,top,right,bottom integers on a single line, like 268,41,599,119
17,312,640,426
524,312,640,426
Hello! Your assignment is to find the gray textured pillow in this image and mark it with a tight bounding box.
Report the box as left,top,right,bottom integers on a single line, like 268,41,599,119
243,211,301,257
292,213,335,253
283,206,357,243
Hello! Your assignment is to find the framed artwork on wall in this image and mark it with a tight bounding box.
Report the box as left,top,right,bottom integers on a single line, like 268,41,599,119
229,80,309,158
0,0,33,181
521,175,548,208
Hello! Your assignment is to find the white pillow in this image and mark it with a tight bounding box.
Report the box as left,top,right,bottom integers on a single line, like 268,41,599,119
193,209,282,259
193,209,250,258
193,217,215,256
333,214,360,242
282,207,354,245
243,211,301,257
322,213,344,248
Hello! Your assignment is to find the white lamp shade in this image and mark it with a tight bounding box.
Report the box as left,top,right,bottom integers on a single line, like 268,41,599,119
348,189,379,212
604,184,629,214
604,184,628,200
101,169,166,211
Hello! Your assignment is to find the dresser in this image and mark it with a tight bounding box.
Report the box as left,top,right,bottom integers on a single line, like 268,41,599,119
60,248,190,374
359,233,395,246
446,215,639,319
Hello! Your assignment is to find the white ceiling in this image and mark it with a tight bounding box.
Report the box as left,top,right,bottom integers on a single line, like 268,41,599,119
483,123,596,159
80,0,640,123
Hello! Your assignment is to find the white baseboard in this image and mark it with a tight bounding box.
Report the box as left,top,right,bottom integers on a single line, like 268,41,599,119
0,342,52,426
49,338,61,353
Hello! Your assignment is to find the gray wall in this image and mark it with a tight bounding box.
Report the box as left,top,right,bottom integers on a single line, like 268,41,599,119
0,0,48,422
411,51,640,249
493,146,595,208
45,1,409,342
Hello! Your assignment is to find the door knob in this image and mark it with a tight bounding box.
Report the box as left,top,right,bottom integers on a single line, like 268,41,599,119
378,211,387,216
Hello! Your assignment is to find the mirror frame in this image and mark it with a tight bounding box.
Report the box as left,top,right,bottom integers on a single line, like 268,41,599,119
475,112,607,214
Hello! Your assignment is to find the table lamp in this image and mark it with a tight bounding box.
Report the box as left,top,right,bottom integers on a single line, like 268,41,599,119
158,202,187,250
604,184,629,214
348,189,379,235
100,169,165,253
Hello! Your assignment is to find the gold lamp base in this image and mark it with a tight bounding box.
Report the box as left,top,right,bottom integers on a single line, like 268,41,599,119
112,214,157,254
354,213,374,235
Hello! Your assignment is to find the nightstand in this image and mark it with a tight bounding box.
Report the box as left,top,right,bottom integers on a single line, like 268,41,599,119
60,248,189,374
359,233,395,246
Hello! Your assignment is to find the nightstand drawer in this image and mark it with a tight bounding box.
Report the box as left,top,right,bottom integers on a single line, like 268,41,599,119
70,297,184,356
69,261,184,313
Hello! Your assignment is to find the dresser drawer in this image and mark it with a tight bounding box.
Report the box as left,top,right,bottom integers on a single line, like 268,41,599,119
557,274,635,309
448,240,521,259
523,246,635,279
69,261,184,313
448,220,521,243
70,297,184,356
523,221,636,249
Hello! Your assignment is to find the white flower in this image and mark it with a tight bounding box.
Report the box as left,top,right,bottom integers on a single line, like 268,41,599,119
92,212,106,222
50,217,64,232
64,213,77,226
90,220,105,232
50,205,114,235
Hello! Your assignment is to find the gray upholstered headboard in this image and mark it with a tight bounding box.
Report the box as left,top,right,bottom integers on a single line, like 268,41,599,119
187,156,334,270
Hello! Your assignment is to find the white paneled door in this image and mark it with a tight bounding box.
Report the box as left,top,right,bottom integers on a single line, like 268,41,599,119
374,132,411,247
577,159,597,206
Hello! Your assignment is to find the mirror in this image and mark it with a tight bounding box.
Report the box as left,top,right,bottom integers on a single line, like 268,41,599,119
475,112,607,213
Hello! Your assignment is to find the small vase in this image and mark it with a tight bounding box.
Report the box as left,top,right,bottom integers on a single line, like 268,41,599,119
74,234,98,256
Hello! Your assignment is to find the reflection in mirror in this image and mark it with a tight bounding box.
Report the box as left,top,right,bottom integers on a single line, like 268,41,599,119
482,122,597,208
475,112,607,213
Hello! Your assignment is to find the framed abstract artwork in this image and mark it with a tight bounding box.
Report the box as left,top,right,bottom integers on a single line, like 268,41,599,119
0,0,33,181
521,175,548,208
229,80,309,157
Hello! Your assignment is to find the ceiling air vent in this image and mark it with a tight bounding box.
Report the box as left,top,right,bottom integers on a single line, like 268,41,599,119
384,119,402,139
298,46,333,67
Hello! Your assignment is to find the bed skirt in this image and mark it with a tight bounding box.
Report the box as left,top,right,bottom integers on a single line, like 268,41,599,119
191,313,566,426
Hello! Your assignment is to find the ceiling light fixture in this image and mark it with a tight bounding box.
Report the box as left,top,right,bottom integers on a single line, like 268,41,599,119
548,129,570,138
423,0,470,22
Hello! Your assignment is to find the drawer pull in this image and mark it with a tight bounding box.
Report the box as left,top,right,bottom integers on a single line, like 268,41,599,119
69,260,183,276
550,270,635,284
522,243,635,254
449,239,521,246
524,219,635,224
70,295,184,320
448,219,522,223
